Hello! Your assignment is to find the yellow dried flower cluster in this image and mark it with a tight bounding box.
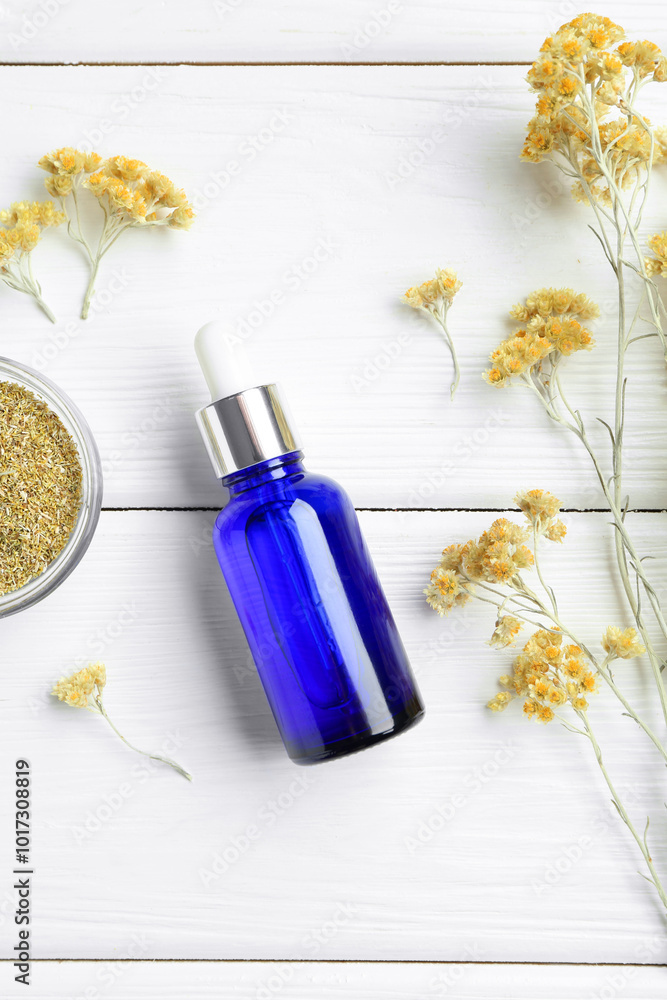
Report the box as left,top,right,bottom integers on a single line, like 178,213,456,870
403,268,462,309
489,615,523,648
514,488,567,541
38,148,104,195
52,662,106,709
0,200,64,321
425,518,535,615
645,231,667,277
488,630,598,722
51,661,191,779
601,625,646,660
522,14,667,204
402,267,462,399
37,147,195,318
484,288,598,386
0,200,64,263
510,287,600,322
38,149,194,230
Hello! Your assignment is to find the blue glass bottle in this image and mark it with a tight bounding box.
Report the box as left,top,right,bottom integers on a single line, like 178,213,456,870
195,324,424,764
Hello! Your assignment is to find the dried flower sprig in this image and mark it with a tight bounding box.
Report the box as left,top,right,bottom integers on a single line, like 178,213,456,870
52,663,191,781
38,148,195,319
426,490,667,912
0,200,64,322
402,268,462,399
521,13,667,356
485,281,667,735
484,287,598,387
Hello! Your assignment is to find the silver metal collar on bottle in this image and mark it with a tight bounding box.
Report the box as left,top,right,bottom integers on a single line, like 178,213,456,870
196,383,301,479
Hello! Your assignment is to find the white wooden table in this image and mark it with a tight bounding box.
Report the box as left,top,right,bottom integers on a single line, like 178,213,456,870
2,1,667,996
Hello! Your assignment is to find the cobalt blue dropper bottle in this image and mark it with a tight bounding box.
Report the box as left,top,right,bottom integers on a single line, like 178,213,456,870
195,322,424,765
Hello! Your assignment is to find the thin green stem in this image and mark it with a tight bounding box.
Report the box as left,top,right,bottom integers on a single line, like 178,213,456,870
426,300,460,401
94,697,191,781
578,710,667,912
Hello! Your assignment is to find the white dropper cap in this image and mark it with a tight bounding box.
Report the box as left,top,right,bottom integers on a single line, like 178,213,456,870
194,320,301,478
195,321,254,401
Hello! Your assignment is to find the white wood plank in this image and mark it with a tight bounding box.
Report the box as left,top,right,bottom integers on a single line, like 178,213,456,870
1,65,667,509
3,960,667,999
1,0,666,64
2,510,667,962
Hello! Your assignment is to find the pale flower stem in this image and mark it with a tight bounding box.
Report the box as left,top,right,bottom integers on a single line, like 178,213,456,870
81,221,132,320
577,709,667,912
427,302,460,401
33,293,57,324
551,374,667,727
94,697,192,781
4,257,57,324
81,256,100,320
532,526,557,616
26,253,57,324
71,184,95,260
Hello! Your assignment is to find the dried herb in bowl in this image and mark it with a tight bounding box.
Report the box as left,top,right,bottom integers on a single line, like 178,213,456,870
0,381,82,595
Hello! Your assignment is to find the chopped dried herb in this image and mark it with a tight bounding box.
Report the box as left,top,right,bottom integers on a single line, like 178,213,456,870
0,381,82,595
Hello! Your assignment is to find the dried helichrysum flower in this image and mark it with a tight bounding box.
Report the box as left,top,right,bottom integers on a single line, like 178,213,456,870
38,149,195,318
645,231,667,277
424,567,464,615
425,519,535,615
403,267,462,308
52,662,107,709
601,626,646,660
488,630,598,722
0,200,64,322
514,488,567,543
402,268,462,399
489,615,523,648
462,518,534,584
510,287,600,322
52,662,192,781
484,288,598,386
522,15,667,205
424,544,471,615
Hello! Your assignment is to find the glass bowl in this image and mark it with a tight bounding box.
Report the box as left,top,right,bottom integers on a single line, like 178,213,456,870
0,357,103,619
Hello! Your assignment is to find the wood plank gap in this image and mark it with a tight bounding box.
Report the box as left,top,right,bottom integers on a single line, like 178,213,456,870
99,506,667,514
2,959,666,967
0,60,531,68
